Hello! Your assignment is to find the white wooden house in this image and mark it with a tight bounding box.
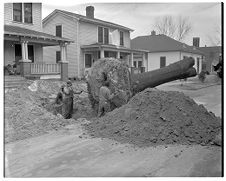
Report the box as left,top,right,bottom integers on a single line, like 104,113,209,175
4,3,72,80
42,6,148,78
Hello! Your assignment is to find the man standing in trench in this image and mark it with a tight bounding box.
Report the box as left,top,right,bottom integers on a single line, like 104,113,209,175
98,81,115,117
62,80,74,119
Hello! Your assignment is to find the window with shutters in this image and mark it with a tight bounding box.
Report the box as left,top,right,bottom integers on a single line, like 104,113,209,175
13,3,22,22
56,51,61,63
24,3,32,23
98,27,109,44
160,56,166,68
56,25,62,37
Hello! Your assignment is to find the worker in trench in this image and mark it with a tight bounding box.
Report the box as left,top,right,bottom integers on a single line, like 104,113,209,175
98,80,118,117
57,80,74,119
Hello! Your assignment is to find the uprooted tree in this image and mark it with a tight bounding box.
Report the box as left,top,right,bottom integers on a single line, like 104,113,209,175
87,57,197,112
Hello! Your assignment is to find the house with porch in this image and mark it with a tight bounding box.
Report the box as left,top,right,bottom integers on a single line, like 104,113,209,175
131,31,205,74
42,6,148,78
4,3,72,80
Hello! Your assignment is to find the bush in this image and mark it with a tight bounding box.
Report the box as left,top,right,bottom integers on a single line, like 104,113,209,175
198,71,206,83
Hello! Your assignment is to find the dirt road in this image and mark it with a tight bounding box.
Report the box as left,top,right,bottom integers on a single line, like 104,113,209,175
5,81,222,177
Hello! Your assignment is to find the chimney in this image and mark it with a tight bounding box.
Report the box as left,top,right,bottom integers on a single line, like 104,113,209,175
151,30,156,35
86,6,94,19
193,37,200,47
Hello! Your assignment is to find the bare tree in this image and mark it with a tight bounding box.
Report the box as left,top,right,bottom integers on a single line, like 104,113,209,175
153,15,192,42
208,24,221,46
176,16,192,41
154,16,176,38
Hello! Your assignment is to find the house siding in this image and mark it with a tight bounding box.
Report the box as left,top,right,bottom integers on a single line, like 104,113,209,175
147,51,181,71
4,3,42,32
33,44,43,62
146,51,202,73
4,41,15,66
43,13,79,78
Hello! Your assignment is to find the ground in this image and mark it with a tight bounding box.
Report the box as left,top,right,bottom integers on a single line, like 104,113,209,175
4,75,222,177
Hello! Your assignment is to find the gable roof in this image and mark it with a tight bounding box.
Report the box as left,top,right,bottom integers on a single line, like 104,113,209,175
4,25,73,42
43,9,133,32
131,34,204,55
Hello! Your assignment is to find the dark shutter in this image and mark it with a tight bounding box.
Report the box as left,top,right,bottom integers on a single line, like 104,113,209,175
160,56,166,68
56,25,62,37
104,28,109,44
120,31,124,46
98,27,103,43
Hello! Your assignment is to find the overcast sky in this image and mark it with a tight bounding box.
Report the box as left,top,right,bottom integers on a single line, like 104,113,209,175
42,2,221,47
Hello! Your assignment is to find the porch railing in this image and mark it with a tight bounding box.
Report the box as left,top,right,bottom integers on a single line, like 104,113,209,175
30,63,61,75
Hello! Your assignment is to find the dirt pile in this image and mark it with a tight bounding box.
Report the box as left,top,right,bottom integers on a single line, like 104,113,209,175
85,88,221,147
4,80,93,143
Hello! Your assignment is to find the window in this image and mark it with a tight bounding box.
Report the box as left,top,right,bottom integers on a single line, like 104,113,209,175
160,56,166,68
56,25,62,37
13,3,22,22
98,27,109,44
104,28,109,44
56,51,61,63
138,61,142,68
24,3,32,23
104,51,109,57
85,54,92,68
120,31,124,46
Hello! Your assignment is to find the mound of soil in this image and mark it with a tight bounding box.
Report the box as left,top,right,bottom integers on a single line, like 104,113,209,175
85,88,221,147
4,80,93,143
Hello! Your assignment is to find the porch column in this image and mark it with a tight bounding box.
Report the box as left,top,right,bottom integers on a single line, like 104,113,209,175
100,48,104,58
117,51,120,59
60,42,68,81
19,41,31,62
19,40,31,77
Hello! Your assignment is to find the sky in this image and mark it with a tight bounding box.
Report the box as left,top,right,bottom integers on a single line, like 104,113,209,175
41,1,222,47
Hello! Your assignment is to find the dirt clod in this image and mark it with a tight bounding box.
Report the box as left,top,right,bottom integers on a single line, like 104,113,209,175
85,88,221,147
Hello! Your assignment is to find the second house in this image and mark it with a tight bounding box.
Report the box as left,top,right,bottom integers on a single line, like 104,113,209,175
43,6,148,79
